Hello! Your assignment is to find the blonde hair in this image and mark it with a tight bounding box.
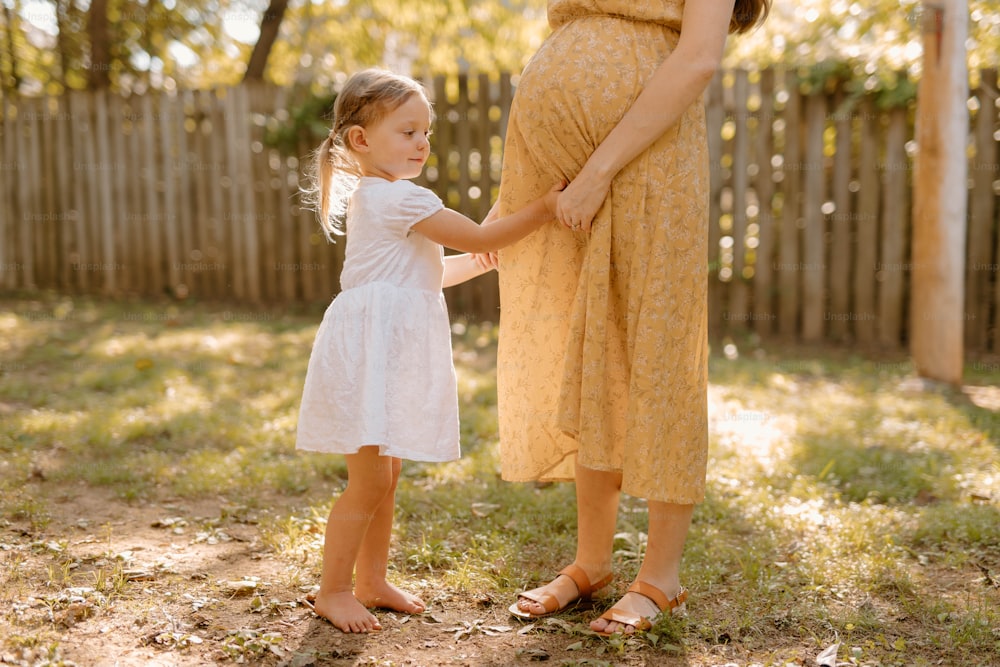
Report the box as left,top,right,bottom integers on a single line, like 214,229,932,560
304,69,434,240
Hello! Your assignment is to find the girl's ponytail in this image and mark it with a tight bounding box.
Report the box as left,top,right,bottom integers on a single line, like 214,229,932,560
313,130,361,239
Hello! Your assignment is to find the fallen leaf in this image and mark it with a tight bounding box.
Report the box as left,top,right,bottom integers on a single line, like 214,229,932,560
543,617,573,632
224,580,258,595
816,642,840,667
514,647,550,661
517,623,537,635
470,502,501,517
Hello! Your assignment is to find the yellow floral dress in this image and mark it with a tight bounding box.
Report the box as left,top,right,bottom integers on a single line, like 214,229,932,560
496,0,709,504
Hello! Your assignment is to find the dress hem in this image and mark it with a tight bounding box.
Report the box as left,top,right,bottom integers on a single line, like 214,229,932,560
295,442,459,463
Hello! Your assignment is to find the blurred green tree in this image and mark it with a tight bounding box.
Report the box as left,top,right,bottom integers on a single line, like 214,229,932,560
0,0,996,97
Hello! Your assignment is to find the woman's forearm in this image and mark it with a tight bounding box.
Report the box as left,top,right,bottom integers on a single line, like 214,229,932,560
583,0,735,182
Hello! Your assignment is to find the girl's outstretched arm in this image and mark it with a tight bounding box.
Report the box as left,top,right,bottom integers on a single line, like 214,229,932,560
442,253,491,288
412,182,563,254
470,199,502,271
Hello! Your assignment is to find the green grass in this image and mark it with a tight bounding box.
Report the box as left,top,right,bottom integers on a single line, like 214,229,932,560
2,293,999,665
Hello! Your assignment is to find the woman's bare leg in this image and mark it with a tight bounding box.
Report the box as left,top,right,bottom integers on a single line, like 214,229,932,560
515,462,620,614
589,500,693,634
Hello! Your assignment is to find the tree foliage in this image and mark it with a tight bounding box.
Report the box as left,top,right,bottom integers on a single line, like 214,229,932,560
726,0,1000,86
0,0,997,98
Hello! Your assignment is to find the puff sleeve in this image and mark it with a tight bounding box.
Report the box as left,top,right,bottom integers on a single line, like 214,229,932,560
388,181,444,236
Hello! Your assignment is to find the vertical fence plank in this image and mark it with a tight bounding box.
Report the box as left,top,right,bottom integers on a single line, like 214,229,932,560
70,92,93,292
239,87,260,303
968,69,998,349
192,90,211,299
54,96,73,290
295,136,317,303
2,103,22,289
778,71,801,339
729,69,750,324
207,89,229,299
706,73,725,339
174,90,194,299
828,89,853,341
109,94,129,294
877,107,908,347
29,100,48,289
16,99,36,289
247,85,273,302
854,99,879,343
476,73,500,320
498,72,513,144
752,68,776,334
0,101,13,289
141,93,163,296
432,76,452,204
39,99,58,289
94,91,116,293
123,97,142,295
456,74,472,216
269,87,294,302
801,93,826,341
159,91,181,294
183,90,202,298
223,88,246,300
476,73,493,222
21,100,35,289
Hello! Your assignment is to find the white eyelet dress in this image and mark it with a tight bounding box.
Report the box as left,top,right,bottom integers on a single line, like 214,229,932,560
295,177,460,463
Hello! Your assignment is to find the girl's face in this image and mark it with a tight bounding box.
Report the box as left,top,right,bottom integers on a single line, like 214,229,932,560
352,94,432,181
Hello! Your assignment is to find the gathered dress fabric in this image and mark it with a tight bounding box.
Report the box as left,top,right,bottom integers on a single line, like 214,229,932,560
296,178,460,463
496,0,709,503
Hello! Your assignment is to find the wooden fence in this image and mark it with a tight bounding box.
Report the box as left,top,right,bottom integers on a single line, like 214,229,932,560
1,69,998,352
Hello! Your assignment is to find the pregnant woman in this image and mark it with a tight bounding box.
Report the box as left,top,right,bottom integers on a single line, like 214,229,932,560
494,0,769,635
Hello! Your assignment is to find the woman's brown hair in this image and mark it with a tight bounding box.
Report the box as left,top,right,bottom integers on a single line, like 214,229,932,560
730,0,770,34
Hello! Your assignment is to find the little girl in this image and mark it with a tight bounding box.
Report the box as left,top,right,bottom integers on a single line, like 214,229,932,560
295,69,561,633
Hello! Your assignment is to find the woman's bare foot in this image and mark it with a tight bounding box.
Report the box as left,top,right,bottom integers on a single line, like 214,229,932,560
514,573,582,616
355,580,426,614
310,590,382,633
589,591,664,635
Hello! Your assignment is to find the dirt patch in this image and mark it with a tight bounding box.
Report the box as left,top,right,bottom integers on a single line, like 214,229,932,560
1,485,692,667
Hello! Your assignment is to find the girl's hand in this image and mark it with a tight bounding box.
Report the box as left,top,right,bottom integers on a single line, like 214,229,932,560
471,202,502,270
556,167,611,232
543,180,567,217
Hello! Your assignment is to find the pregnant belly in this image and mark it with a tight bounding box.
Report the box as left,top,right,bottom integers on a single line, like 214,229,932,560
514,15,679,139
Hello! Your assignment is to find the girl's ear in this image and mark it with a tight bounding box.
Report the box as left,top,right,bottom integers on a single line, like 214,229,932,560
346,125,368,152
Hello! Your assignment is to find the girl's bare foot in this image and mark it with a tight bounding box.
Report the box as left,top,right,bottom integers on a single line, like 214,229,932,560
311,590,382,633
355,580,426,614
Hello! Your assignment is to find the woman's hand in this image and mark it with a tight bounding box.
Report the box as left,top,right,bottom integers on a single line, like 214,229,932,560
556,166,612,232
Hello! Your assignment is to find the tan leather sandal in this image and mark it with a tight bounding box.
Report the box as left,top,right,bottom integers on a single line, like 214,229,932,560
509,564,613,619
595,580,688,636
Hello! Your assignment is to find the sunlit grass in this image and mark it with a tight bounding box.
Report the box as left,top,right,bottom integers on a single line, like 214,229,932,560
2,295,999,664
